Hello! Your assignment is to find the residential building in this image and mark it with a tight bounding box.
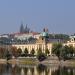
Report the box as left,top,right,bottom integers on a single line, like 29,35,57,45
64,35,75,47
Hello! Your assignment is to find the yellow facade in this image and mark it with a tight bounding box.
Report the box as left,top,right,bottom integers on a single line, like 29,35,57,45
12,37,52,55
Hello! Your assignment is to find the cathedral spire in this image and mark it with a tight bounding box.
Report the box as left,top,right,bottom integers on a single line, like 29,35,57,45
24,24,30,33
20,22,24,33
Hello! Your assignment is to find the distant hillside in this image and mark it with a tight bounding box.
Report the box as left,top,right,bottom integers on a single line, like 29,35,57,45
49,34,69,41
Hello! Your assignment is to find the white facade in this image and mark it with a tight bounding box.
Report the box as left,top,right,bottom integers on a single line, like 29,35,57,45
14,33,40,40
64,35,75,47
14,33,33,40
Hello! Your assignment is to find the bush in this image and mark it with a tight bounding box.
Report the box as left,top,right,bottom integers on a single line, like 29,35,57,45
37,53,46,61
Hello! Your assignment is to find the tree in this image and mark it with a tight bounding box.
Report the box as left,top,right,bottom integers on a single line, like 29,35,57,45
45,48,50,56
52,43,63,59
24,48,28,56
54,34,69,40
69,46,74,55
0,47,5,58
5,49,12,60
73,47,75,56
37,48,46,61
11,46,18,57
17,48,22,57
61,45,74,60
59,46,68,60
49,34,69,40
30,48,35,56
37,48,42,56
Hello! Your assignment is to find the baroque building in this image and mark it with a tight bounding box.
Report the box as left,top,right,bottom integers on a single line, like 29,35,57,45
12,28,52,55
0,26,70,56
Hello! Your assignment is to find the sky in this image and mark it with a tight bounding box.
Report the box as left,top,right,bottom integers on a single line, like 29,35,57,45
0,0,75,34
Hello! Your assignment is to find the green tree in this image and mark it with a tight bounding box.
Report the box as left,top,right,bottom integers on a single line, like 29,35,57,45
69,46,74,55
5,49,12,60
54,34,69,40
37,48,46,61
52,43,63,59
59,45,74,60
24,48,28,56
73,47,75,55
45,48,50,56
60,45,68,60
30,48,35,56
17,48,22,57
37,48,42,56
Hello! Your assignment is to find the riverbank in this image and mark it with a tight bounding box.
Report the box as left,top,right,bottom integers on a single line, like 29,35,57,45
0,58,75,67
0,59,7,64
8,58,75,67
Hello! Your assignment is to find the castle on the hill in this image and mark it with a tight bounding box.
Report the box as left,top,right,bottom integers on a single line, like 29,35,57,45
0,24,74,55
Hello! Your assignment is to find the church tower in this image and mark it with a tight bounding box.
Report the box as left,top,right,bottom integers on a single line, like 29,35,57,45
20,23,24,33
24,24,30,33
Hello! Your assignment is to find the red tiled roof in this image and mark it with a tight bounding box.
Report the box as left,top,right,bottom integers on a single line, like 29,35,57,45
10,32,40,36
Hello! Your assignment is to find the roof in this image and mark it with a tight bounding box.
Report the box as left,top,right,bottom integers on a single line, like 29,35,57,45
10,32,39,36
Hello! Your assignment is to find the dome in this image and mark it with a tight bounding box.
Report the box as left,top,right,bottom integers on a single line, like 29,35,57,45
41,32,48,37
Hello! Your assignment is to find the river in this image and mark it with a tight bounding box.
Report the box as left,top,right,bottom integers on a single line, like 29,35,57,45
0,63,75,75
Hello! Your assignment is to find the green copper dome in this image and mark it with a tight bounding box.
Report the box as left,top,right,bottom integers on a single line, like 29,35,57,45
41,32,48,37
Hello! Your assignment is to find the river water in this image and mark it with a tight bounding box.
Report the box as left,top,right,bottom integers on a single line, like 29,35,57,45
0,63,75,75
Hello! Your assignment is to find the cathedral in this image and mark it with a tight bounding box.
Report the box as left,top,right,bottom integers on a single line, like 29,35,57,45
20,23,30,33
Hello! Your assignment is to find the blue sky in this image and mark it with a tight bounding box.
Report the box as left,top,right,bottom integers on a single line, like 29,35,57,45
0,0,75,34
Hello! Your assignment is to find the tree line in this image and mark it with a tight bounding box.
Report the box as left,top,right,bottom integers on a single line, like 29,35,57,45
0,46,50,60
52,43,75,60
0,43,75,61
49,34,69,40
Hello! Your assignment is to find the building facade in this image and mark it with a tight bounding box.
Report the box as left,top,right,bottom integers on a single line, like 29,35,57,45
12,34,52,55
0,27,72,56
64,35,75,47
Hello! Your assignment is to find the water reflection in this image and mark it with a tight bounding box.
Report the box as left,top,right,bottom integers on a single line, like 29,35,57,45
0,63,75,75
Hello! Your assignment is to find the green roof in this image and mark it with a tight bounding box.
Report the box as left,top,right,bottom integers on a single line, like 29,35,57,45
41,32,48,37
